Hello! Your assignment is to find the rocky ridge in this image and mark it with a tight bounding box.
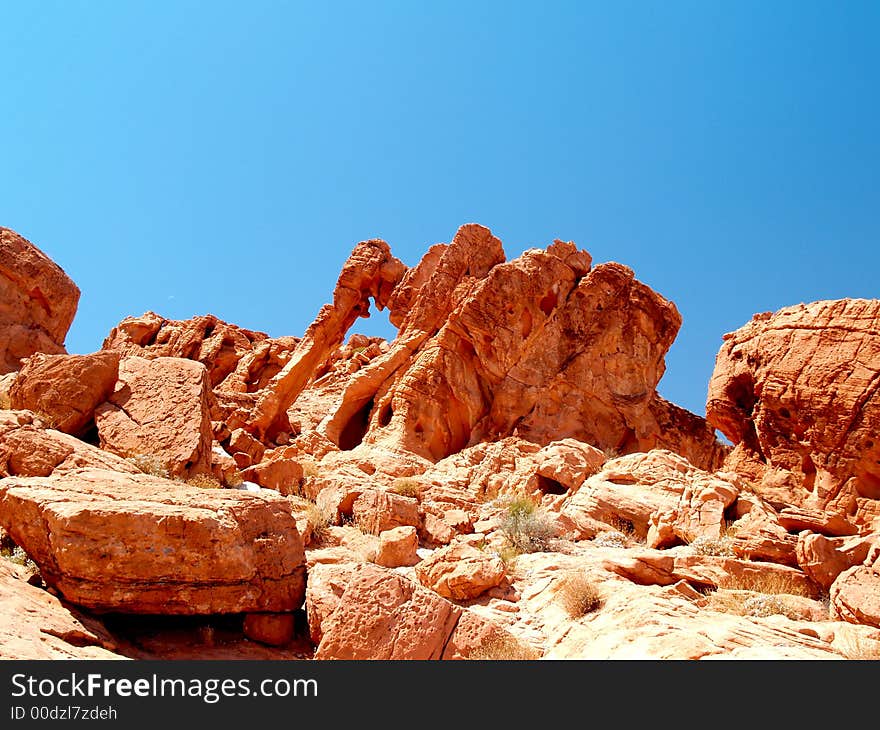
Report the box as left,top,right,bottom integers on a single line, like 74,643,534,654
0,223,878,660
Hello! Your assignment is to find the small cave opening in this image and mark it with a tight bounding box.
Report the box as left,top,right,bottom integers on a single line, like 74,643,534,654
78,421,102,448
378,403,393,427
338,398,375,451
538,291,558,317
535,474,567,495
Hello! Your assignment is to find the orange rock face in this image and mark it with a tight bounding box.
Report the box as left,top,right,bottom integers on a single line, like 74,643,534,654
95,356,214,478
103,311,298,391
247,240,407,440
707,299,880,519
0,468,306,614
9,351,119,436
316,224,722,469
308,563,518,659
0,410,138,478
0,227,80,374
561,450,739,546
414,543,505,600
0,562,121,659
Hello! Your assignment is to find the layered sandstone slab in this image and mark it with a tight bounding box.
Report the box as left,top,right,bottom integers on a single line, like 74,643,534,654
0,469,306,614
0,227,80,374
707,299,880,517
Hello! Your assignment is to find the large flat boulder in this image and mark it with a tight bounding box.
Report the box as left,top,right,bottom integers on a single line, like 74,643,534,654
0,468,306,614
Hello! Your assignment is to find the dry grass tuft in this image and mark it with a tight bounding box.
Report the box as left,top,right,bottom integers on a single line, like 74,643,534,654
390,477,422,498
725,570,820,598
129,454,170,479
185,473,222,489
557,571,602,617
469,634,542,661
0,544,38,572
688,534,737,557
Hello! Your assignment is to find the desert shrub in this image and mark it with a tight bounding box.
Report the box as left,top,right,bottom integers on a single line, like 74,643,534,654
469,634,542,660
607,514,636,538
304,501,331,544
302,462,320,479
592,531,629,549
391,478,421,498
602,446,620,460
557,571,602,617
185,473,222,489
727,570,820,598
129,454,170,479
688,535,737,557
499,497,557,554
1,544,38,571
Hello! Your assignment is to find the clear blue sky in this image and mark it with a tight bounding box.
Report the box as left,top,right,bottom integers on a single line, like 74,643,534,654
1,1,877,417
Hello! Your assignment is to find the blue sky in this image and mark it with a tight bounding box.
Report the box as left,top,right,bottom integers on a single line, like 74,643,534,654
1,1,877,417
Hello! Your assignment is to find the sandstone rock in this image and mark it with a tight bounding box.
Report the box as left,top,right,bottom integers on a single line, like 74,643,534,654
707,299,880,518
303,562,358,646
0,468,306,614
247,239,407,440
227,428,265,465
243,613,296,647
561,450,738,546
313,564,458,659
320,226,720,468
0,410,139,478
796,532,879,590
726,495,799,566
0,227,80,374
95,356,213,479
830,564,880,628
352,488,420,534
242,458,303,494
374,526,420,568
310,563,515,659
9,351,119,436
0,562,120,659
102,312,297,391
603,547,817,595
414,543,505,600
533,438,606,493
0,372,14,408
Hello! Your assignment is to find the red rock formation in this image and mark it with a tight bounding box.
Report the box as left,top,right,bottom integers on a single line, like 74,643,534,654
0,227,80,374
246,240,407,440
707,299,880,522
374,526,420,568
9,351,119,436
414,543,505,600
308,563,521,659
317,225,722,469
103,312,297,390
0,410,139,477
95,356,214,478
561,450,740,547
0,562,121,659
0,468,306,614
